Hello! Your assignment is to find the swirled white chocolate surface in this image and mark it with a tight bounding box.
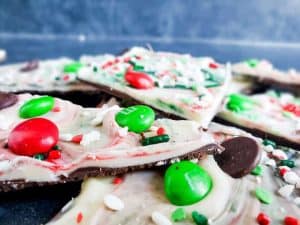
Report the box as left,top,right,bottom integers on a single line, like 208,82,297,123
0,56,111,92
47,124,300,225
232,59,300,87
0,94,220,185
78,47,231,128
218,90,300,147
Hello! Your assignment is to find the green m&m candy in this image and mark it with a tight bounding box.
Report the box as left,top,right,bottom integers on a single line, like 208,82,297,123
226,93,255,112
63,62,83,73
164,161,213,206
115,105,155,133
19,96,55,118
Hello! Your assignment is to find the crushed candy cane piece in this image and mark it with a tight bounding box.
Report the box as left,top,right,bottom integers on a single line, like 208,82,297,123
151,211,172,225
104,194,124,211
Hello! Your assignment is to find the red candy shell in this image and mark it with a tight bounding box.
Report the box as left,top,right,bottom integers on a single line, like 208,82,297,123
8,118,59,156
124,70,154,89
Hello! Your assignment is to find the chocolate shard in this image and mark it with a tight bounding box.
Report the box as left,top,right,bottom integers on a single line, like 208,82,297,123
0,92,18,110
214,137,261,178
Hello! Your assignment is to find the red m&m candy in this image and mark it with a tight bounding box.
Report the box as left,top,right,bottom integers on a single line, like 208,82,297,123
8,118,59,156
124,69,154,89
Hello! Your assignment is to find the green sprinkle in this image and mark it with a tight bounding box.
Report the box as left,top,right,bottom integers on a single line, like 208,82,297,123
226,93,255,113
52,145,61,150
245,59,259,68
163,84,192,90
279,160,295,168
191,211,208,225
251,165,263,176
255,187,273,204
171,208,186,222
93,66,98,72
204,80,221,88
141,134,170,146
63,62,83,73
262,139,277,148
157,100,184,114
33,154,45,161
282,111,294,119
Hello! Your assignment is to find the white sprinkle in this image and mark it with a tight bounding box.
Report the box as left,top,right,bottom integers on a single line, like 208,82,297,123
272,149,288,160
264,145,274,153
296,180,300,189
61,198,74,213
80,130,101,146
190,158,199,164
155,161,166,166
278,184,295,198
0,49,6,62
255,177,262,184
151,211,172,225
59,133,73,141
170,158,180,164
294,197,300,206
117,126,128,137
265,159,276,167
0,160,11,172
283,171,300,185
104,194,124,211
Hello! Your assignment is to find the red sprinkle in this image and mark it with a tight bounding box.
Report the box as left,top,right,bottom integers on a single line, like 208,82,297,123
284,216,299,225
256,212,271,225
48,150,61,160
63,75,70,81
123,57,131,63
156,127,165,135
72,134,83,144
52,106,61,112
135,55,142,60
76,212,83,224
279,168,289,177
113,177,123,185
209,62,218,69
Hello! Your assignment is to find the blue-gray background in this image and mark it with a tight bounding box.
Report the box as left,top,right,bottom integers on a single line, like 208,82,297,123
1,0,300,69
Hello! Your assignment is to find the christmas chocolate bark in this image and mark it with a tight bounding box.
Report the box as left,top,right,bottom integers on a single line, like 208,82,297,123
0,92,222,191
218,90,300,149
233,59,300,90
0,56,112,93
77,47,231,128
47,124,300,225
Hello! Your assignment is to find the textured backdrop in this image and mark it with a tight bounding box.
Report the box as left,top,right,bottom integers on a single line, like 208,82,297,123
0,0,300,70
0,0,300,43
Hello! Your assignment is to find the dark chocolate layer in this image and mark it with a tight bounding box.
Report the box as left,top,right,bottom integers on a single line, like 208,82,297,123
0,144,220,192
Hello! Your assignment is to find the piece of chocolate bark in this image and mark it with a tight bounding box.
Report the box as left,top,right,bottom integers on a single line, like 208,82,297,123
232,59,300,92
217,90,300,149
0,56,114,107
46,123,300,225
77,47,231,128
0,93,223,192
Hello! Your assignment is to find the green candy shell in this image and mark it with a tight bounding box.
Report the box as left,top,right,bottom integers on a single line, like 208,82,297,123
226,93,254,112
19,96,55,119
164,161,213,206
115,105,155,133
63,62,83,73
